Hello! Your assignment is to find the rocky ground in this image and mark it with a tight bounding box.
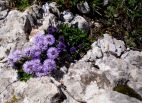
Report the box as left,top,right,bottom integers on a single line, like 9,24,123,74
0,1,142,103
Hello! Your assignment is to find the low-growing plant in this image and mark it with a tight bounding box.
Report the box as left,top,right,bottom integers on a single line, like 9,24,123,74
55,24,91,67
105,0,142,49
8,25,91,81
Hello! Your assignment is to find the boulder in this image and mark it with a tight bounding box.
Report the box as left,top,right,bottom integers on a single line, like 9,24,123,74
97,34,126,56
39,13,58,32
0,77,64,103
71,15,89,32
60,10,74,22
0,10,31,60
24,5,44,27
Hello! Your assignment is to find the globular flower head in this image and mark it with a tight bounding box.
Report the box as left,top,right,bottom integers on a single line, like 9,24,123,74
33,33,48,51
43,59,56,73
23,46,41,59
23,59,42,74
70,47,76,54
23,47,32,57
57,42,66,52
47,26,57,34
44,34,55,45
33,33,45,44
8,50,22,65
47,47,59,59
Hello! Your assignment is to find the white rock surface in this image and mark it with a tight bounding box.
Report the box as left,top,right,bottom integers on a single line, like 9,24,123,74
39,13,57,32
71,15,89,31
62,34,142,103
0,77,60,103
0,10,31,60
61,10,74,22
98,33,126,56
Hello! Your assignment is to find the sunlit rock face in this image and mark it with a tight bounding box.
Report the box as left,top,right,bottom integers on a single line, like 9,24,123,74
0,2,142,103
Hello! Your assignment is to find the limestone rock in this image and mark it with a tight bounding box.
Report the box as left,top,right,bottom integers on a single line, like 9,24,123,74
24,5,43,27
0,77,63,103
97,33,126,56
77,1,90,14
0,10,31,60
42,3,50,15
0,9,9,20
39,13,58,32
60,10,74,22
71,15,89,32
49,2,60,17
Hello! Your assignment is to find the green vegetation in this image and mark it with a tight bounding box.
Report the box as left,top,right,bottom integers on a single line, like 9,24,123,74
105,0,142,49
58,24,90,50
55,24,91,68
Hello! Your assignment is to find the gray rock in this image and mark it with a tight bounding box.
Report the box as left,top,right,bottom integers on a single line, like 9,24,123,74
42,2,60,18
63,56,142,103
121,50,142,69
95,53,130,86
0,10,31,60
42,3,50,15
89,91,141,103
49,2,60,17
77,1,90,14
39,13,58,32
0,77,63,103
24,5,43,27
63,61,111,102
0,9,9,20
0,0,9,20
62,34,142,102
61,10,74,22
71,15,89,31
0,0,8,11
81,46,103,61
98,33,126,56
121,50,142,97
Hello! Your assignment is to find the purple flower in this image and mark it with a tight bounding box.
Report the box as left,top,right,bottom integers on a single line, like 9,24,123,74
48,26,57,34
8,50,22,64
33,33,48,51
23,46,41,59
33,33,45,44
35,72,47,77
31,46,42,58
44,34,55,45
43,59,56,73
23,59,42,74
70,47,76,54
57,42,66,52
47,47,59,59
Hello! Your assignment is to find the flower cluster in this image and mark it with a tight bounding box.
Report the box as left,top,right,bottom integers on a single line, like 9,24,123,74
8,25,90,80
8,26,65,77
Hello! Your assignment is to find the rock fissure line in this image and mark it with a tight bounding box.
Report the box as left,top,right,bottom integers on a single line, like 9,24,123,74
0,80,18,95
